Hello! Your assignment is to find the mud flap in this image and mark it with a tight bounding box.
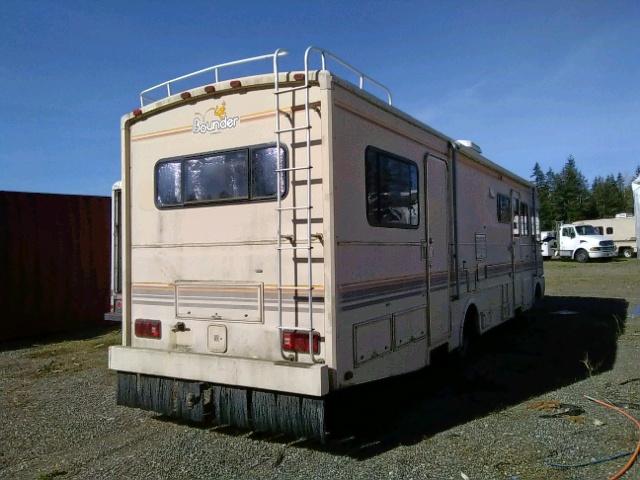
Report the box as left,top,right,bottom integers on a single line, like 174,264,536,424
116,372,212,422
116,372,326,441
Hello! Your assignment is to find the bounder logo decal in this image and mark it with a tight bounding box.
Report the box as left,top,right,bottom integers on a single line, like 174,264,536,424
192,102,240,134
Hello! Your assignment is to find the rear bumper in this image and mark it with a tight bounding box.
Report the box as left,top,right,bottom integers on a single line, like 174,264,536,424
108,346,329,397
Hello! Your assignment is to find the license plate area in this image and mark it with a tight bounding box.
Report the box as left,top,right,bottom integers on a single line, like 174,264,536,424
175,282,263,323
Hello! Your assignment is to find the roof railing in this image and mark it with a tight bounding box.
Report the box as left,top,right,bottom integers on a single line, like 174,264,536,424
303,46,392,105
138,46,393,107
139,51,289,107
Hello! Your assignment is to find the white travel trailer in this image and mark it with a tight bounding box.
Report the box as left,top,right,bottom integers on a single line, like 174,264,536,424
574,215,636,258
108,47,544,439
104,181,122,322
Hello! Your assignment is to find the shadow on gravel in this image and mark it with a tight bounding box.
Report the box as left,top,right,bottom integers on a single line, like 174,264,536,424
314,295,628,459
0,324,119,353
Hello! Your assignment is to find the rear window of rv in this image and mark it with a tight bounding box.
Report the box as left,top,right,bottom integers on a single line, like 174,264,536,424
155,145,287,208
365,147,419,228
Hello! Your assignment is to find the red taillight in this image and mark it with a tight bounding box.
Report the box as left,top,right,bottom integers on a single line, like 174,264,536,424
293,73,305,81
132,108,142,116
180,91,192,100
135,319,162,339
230,80,242,88
282,330,320,354
115,299,122,312
204,85,216,93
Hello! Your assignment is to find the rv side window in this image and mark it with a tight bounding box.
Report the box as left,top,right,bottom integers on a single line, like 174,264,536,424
497,194,511,223
513,198,520,236
520,202,529,236
606,227,613,234
155,144,287,208
365,147,419,228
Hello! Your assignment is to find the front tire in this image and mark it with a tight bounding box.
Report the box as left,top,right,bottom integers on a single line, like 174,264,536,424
622,248,633,259
574,249,589,263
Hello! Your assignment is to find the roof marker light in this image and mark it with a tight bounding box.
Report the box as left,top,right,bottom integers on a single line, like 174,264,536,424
230,80,242,88
204,85,216,94
293,73,305,81
180,92,192,100
132,108,142,117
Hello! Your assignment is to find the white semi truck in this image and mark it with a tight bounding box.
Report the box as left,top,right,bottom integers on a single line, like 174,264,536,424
556,223,616,262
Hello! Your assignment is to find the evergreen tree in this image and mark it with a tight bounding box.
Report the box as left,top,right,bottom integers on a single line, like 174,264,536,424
554,155,590,222
531,163,555,230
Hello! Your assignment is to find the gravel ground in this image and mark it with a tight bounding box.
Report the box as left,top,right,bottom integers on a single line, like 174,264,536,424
1,259,639,480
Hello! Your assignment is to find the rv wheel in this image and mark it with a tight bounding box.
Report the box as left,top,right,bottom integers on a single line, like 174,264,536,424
622,248,633,259
574,249,589,263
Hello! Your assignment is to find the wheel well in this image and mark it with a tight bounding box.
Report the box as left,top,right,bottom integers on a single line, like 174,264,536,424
463,304,480,338
573,248,587,258
535,283,542,301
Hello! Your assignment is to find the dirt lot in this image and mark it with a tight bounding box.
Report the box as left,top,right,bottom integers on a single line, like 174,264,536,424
1,259,639,480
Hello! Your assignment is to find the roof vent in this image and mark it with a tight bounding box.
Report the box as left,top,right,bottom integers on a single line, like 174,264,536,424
455,140,482,154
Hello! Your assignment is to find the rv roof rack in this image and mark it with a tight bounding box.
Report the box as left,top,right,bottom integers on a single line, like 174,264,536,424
138,46,393,108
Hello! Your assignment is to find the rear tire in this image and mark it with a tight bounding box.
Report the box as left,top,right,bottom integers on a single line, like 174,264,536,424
574,249,589,263
622,248,633,259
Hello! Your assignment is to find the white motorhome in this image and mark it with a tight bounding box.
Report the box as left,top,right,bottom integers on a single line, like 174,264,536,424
104,181,122,322
108,47,544,439
556,223,616,262
574,215,636,258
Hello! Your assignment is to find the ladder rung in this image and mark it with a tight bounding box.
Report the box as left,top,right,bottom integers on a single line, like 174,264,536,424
276,286,315,292
276,166,312,172
275,85,309,94
276,326,316,331
277,205,312,211
277,246,313,251
276,125,310,134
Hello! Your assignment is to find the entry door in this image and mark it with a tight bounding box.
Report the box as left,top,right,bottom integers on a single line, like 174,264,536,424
425,155,451,347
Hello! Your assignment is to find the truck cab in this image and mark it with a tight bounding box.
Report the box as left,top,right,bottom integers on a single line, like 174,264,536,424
557,224,616,262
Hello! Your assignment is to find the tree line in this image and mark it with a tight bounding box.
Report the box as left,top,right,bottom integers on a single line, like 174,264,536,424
532,156,639,231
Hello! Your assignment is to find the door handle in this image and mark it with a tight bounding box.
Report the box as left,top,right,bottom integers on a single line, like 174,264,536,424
420,241,428,260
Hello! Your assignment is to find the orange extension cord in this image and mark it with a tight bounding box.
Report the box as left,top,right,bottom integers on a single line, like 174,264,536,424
585,395,640,480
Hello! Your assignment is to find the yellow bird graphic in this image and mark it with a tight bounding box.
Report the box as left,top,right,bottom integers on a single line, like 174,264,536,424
214,102,226,119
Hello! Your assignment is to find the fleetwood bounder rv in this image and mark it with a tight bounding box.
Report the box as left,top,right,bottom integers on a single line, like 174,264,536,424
109,47,544,440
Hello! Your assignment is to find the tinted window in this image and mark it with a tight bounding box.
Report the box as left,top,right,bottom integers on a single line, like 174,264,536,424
156,161,182,207
366,147,419,228
185,150,248,203
575,225,599,235
497,194,511,223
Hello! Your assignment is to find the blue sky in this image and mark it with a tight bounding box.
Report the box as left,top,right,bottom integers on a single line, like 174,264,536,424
1,0,639,195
